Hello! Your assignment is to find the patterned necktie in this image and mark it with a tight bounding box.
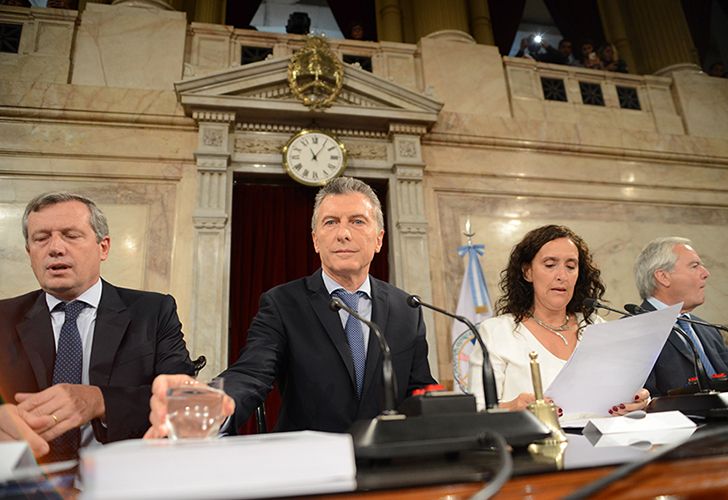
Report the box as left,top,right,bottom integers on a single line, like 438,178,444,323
332,289,367,398
678,315,717,377
49,300,87,460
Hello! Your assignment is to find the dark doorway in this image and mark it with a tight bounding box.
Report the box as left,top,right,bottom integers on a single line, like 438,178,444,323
228,174,389,433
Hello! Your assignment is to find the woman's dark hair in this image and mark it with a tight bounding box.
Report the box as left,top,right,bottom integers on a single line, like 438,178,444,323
495,224,606,324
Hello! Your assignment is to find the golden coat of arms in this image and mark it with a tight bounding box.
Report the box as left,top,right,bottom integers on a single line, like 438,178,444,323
288,35,344,109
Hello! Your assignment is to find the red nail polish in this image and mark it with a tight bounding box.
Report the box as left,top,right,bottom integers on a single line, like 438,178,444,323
619,404,626,409
608,409,613,414
612,406,619,412
634,395,640,401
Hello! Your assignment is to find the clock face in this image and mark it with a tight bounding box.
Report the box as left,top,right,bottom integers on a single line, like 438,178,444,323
282,130,347,186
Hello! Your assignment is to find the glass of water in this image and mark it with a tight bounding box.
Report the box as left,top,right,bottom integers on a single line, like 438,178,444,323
165,377,226,440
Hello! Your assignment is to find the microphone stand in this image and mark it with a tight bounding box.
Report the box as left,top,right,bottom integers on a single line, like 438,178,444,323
622,303,728,419
407,295,499,409
341,297,551,464
329,297,398,414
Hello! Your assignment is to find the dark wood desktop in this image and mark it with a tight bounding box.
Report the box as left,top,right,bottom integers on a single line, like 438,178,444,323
316,423,728,499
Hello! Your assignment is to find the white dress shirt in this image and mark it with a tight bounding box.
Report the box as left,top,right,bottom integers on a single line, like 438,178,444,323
321,270,372,356
45,278,103,448
468,313,604,411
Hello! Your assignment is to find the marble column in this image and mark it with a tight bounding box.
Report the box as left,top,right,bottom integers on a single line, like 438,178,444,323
190,110,234,376
389,123,439,378
622,0,699,74
378,0,403,43
468,0,494,46
193,0,224,24
597,0,636,74
412,0,469,41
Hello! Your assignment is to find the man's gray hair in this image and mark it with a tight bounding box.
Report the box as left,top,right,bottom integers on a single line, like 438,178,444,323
634,236,692,300
311,177,384,231
22,192,109,244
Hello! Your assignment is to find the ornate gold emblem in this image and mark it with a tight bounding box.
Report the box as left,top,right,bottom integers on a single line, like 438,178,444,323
288,35,344,109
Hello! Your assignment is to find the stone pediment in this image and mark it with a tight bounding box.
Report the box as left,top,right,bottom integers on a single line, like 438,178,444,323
175,57,442,130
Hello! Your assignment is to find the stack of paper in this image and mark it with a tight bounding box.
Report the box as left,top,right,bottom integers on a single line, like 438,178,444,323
80,431,356,499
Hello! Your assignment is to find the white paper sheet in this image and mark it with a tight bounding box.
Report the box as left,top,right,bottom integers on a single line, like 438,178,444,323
545,303,681,417
80,431,356,500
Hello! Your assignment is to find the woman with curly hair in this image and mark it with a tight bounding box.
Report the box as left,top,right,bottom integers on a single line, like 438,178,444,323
467,225,650,415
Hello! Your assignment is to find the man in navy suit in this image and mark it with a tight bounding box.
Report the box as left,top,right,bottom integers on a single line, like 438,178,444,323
0,193,194,460
635,237,728,396
146,177,436,437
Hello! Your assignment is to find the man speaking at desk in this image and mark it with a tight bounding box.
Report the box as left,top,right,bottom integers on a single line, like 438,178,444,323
146,177,436,436
634,237,728,396
0,192,195,461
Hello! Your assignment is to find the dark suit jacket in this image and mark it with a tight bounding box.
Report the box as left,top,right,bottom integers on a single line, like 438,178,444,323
0,279,194,443
643,300,728,396
221,269,436,433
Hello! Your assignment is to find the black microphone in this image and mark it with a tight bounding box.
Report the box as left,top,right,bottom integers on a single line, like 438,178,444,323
329,297,398,414
406,294,499,410
582,298,630,317
624,303,710,392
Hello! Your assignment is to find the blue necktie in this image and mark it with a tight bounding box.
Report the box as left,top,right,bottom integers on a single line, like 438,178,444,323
50,300,87,460
332,290,367,398
678,315,717,377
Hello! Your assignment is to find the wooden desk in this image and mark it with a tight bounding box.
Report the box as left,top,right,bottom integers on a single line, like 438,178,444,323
317,454,728,499
318,431,728,499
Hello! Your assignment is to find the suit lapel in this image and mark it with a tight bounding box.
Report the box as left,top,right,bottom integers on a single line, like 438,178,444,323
16,291,55,390
362,278,388,397
306,271,357,390
691,321,728,373
89,281,131,386
641,300,694,364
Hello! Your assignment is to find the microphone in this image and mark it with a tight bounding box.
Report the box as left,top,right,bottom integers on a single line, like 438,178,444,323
624,303,710,393
582,298,630,317
406,295,499,410
329,297,398,414
345,296,552,463
623,304,728,419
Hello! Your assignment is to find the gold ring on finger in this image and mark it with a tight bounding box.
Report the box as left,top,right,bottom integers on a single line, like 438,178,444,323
51,414,59,424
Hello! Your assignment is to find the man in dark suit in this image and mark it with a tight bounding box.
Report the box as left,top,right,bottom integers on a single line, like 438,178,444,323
634,237,728,396
146,177,436,437
0,192,194,460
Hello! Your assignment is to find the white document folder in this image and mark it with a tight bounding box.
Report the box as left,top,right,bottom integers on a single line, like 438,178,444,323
80,431,357,499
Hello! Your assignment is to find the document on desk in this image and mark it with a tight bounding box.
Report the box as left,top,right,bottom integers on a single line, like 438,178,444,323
81,431,356,499
545,303,681,418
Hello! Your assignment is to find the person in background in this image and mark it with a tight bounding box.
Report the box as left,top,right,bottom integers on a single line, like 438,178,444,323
635,237,728,396
707,62,726,78
579,39,603,70
600,43,628,73
468,225,650,415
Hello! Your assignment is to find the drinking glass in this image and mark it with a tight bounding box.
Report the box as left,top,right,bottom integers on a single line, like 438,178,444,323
165,377,226,440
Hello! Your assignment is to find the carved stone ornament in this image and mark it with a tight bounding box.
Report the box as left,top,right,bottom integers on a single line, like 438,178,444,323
287,35,344,109
203,129,224,148
398,140,418,159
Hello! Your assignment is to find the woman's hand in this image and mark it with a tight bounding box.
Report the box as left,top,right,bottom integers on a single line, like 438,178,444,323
608,388,651,416
499,393,563,417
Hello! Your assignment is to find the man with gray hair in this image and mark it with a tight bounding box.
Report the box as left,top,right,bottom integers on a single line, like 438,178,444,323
0,192,194,461
145,176,436,438
634,237,728,396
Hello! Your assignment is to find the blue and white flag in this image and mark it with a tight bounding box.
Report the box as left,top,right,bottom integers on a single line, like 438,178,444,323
451,243,494,393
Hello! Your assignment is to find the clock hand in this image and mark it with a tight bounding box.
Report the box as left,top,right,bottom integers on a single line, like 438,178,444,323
314,142,327,158
309,147,318,161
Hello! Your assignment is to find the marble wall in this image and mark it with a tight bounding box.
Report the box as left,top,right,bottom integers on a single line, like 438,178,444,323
1,4,727,385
